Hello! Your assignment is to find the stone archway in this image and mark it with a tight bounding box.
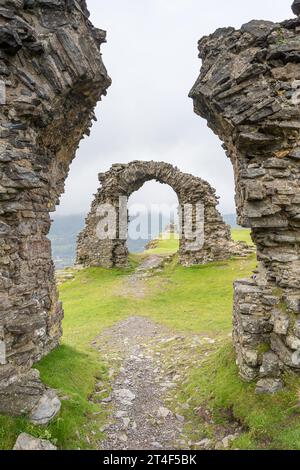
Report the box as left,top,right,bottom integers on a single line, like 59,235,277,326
190,16,300,391
77,160,241,268
0,1,110,415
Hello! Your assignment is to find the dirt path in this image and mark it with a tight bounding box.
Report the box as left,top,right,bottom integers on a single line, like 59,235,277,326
118,254,170,298
95,316,187,450
92,255,241,450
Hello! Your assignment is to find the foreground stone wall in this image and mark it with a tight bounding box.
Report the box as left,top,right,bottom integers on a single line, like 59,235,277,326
190,17,300,391
0,0,110,413
77,161,243,268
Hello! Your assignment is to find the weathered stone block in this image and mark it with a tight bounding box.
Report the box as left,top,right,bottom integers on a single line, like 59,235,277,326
286,335,300,351
245,181,265,201
29,389,61,426
242,349,259,367
259,351,281,378
293,320,300,338
13,433,57,451
256,378,284,394
240,316,272,335
286,296,300,313
272,311,290,335
237,356,259,382
271,333,300,368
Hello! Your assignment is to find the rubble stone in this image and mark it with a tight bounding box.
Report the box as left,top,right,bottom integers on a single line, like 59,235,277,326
256,378,284,394
29,389,61,425
13,433,57,451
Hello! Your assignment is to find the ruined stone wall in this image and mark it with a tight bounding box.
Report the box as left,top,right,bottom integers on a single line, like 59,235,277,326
77,161,243,268
190,17,300,392
0,0,111,413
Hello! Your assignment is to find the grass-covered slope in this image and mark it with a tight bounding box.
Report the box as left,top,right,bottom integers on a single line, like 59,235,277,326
231,228,254,246
1,229,300,450
145,226,254,256
145,232,179,255
179,344,300,450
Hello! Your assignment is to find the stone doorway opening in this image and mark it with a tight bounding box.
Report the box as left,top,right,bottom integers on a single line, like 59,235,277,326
76,161,240,268
127,180,180,257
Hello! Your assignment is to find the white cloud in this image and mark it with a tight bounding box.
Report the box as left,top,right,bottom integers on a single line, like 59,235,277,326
55,0,292,216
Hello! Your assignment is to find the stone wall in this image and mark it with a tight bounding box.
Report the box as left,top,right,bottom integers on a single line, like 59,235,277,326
76,160,243,268
190,16,300,392
0,0,110,414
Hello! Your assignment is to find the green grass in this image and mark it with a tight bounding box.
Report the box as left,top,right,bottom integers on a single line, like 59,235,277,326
178,344,300,449
145,232,179,255
139,255,256,333
231,228,254,246
2,227,299,450
0,267,133,450
145,228,253,257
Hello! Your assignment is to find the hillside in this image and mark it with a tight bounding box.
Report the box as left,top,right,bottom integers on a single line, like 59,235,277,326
1,229,300,450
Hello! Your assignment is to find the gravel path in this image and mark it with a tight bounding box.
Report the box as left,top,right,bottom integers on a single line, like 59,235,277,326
92,255,242,450
96,316,186,450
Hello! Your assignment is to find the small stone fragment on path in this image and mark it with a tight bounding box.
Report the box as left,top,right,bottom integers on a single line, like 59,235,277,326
29,389,61,425
14,433,57,451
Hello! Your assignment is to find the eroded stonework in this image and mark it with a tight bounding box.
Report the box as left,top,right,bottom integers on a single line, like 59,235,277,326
190,17,300,390
0,0,110,414
76,161,244,268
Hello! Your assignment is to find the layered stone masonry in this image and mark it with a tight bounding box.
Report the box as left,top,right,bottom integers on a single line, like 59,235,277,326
190,16,300,392
0,0,111,414
76,160,246,268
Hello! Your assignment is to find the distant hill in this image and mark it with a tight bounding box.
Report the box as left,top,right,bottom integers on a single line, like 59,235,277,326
49,212,239,269
49,213,160,269
49,214,85,269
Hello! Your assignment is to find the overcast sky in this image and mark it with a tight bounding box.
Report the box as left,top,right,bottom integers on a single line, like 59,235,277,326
55,0,292,216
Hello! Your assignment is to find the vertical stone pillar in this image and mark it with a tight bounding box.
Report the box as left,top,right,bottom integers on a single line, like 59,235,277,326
0,1,111,414
190,17,300,391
